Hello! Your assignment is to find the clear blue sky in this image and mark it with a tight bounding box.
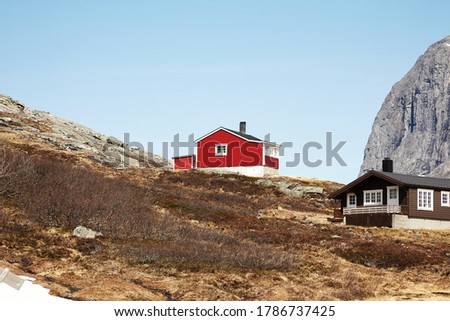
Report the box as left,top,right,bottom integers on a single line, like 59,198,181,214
1,0,449,183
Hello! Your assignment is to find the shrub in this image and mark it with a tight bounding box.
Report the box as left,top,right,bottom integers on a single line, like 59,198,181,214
0,145,35,197
118,209,298,271
1,145,298,272
24,158,149,236
121,237,296,271
331,271,376,300
333,240,444,270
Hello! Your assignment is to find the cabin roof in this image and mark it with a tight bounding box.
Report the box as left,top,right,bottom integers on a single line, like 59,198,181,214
330,170,450,199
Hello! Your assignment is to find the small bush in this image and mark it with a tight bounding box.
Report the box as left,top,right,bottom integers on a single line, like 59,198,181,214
74,238,104,255
122,238,296,271
0,145,35,197
333,240,444,270
331,271,376,300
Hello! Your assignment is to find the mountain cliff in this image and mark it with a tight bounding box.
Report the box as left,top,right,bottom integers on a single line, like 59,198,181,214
361,35,450,176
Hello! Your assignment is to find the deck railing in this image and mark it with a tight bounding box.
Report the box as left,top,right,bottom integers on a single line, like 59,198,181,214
343,205,402,215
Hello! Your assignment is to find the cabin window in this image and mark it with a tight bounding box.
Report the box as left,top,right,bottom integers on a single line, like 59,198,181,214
363,189,382,206
215,144,227,156
417,189,433,211
441,191,450,207
347,193,356,207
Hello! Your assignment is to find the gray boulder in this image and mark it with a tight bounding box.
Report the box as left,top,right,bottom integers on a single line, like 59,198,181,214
106,136,123,147
73,226,103,239
255,178,273,186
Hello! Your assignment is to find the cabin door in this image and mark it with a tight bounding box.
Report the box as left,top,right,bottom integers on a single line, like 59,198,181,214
387,186,399,206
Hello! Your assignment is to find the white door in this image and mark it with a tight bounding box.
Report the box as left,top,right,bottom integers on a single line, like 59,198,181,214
387,186,399,206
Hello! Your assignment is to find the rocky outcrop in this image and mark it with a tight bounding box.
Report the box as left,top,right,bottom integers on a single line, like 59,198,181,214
255,178,323,198
0,94,169,168
361,35,450,177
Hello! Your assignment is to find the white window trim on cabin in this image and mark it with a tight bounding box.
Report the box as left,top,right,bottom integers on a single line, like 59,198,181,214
441,191,450,207
417,188,433,211
215,144,227,156
363,189,383,206
347,193,356,208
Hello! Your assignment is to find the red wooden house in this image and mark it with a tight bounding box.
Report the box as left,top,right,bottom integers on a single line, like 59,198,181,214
173,122,279,177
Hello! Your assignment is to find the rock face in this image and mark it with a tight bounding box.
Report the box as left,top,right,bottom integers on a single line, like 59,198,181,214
361,35,450,177
0,94,170,168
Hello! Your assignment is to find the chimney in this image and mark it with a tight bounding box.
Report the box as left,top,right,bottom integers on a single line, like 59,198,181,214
239,121,246,134
382,157,393,173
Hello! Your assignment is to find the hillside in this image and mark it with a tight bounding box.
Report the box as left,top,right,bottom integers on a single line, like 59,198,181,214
0,94,169,168
1,95,450,301
361,35,450,176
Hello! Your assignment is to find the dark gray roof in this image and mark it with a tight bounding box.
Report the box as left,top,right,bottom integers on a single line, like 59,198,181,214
379,171,450,189
330,170,450,199
222,128,263,142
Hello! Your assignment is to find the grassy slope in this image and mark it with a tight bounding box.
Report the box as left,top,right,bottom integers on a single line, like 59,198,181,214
1,134,450,301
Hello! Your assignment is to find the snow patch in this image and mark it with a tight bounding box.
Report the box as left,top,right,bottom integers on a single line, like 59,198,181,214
0,274,67,301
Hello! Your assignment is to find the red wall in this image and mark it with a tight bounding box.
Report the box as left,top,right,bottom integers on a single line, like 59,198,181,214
173,155,195,170
265,156,279,169
197,129,263,168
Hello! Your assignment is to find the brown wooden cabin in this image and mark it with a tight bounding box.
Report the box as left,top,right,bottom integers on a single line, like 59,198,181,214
329,158,450,229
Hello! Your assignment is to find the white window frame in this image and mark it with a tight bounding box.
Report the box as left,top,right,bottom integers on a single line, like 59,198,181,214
417,188,433,211
347,193,356,208
215,144,227,156
363,189,383,206
441,191,450,207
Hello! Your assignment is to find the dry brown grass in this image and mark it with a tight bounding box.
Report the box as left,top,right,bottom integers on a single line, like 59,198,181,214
1,142,449,301
0,144,298,272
